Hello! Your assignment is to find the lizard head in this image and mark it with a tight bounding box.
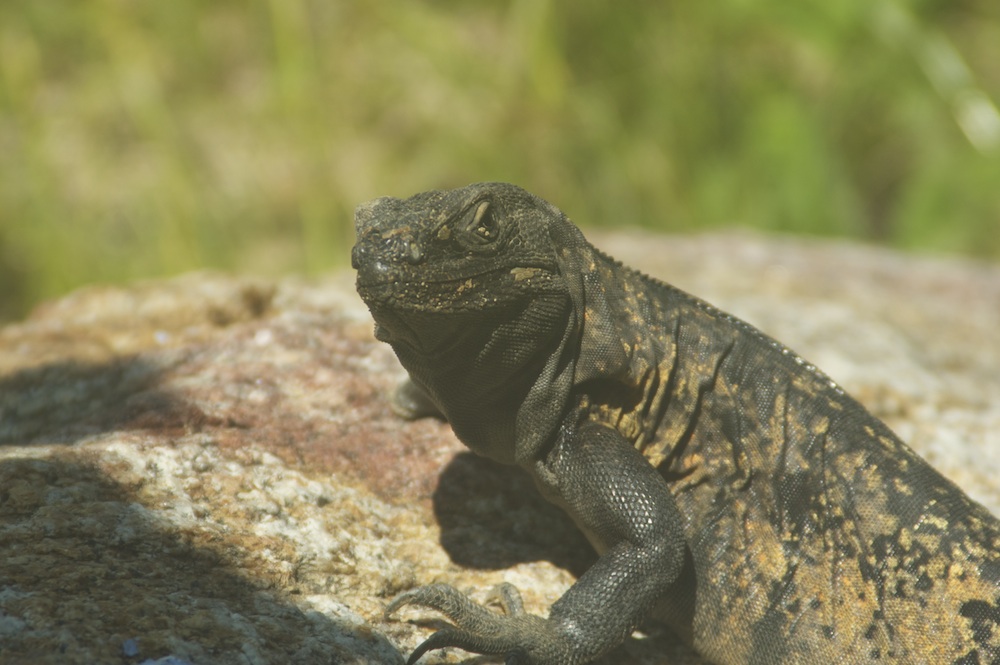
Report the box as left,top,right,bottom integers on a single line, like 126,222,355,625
352,182,585,463
352,182,581,350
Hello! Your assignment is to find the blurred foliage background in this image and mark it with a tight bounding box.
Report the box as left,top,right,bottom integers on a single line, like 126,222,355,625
1,0,999,322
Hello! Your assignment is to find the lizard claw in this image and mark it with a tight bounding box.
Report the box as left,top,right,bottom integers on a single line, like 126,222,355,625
385,583,562,664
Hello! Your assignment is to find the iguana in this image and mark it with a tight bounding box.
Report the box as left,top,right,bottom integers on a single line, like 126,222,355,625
351,182,1000,665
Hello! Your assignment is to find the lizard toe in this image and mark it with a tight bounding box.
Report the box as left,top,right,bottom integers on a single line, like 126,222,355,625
386,583,571,664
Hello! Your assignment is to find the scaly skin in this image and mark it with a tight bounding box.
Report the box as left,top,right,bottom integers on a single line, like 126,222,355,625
352,182,1000,665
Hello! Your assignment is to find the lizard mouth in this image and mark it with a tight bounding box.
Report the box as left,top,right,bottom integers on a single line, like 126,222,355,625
356,261,556,287
355,268,501,291
355,264,560,306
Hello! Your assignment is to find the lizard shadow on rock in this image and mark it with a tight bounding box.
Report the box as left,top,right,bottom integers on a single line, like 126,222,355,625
432,452,597,577
0,357,228,446
0,455,392,664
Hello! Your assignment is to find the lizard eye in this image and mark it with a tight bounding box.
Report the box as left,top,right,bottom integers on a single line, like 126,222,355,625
467,201,498,245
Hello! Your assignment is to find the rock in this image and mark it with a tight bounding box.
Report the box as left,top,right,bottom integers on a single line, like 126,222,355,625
0,233,998,665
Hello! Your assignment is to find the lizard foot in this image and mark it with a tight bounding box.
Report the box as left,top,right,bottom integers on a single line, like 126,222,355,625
385,583,571,665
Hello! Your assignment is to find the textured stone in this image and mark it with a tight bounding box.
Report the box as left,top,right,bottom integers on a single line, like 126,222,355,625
0,233,997,664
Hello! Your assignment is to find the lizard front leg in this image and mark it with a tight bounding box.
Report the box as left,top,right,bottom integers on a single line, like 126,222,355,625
386,418,689,664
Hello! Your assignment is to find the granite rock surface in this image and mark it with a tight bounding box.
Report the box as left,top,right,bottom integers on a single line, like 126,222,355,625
1,232,998,665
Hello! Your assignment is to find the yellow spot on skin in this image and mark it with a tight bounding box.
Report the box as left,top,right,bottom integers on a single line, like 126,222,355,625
922,514,949,531
437,225,451,240
927,559,947,579
511,267,540,282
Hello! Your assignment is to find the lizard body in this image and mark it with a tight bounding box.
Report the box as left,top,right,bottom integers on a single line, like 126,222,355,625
351,182,1000,664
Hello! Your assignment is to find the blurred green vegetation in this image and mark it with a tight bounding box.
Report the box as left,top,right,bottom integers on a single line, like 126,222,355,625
1,0,998,321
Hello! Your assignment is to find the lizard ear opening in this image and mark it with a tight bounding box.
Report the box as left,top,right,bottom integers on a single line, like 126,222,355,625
546,215,632,388
545,211,589,311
